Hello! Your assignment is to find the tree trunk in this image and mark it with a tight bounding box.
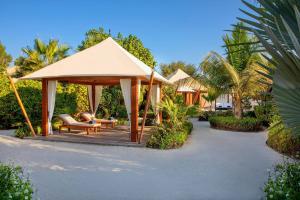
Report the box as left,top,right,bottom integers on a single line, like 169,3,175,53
233,94,242,119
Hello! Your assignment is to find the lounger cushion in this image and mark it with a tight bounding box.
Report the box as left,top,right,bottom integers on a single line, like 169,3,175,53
59,114,100,127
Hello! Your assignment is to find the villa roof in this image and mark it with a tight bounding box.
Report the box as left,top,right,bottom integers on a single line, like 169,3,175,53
20,37,170,84
167,69,204,92
167,69,190,83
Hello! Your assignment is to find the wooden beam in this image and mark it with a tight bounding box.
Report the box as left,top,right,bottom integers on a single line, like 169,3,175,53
131,78,139,142
138,71,155,144
42,79,49,136
8,75,36,137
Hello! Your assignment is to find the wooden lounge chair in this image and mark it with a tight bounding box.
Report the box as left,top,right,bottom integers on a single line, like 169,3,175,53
80,112,117,128
58,114,101,135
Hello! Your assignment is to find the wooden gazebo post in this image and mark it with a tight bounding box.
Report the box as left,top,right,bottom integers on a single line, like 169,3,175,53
131,77,139,142
42,79,49,136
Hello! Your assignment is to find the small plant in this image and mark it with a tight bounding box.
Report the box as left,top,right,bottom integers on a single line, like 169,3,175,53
15,126,31,139
208,116,262,131
147,121,193,149
147,97,194,149
0,163,34,200
264,161,300,200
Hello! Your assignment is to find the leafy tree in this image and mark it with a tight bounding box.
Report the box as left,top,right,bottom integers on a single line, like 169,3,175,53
0,42,12,74
201,24,267,118
239,0,300,135
78,27,156,67
160,61,197,77
0,43,12,99
15,39,70,76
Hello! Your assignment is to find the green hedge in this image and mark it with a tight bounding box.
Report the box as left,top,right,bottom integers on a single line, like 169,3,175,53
0,163,34,200
199,110,233,121
208,116,262,132
0,80,88,130
267,115,300,157
264,161,300,200
146,121,193,149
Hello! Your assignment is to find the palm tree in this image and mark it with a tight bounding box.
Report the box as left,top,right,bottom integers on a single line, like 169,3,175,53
201,24,267,118
201,87,222,111
239,0,300,134
15,39,69,76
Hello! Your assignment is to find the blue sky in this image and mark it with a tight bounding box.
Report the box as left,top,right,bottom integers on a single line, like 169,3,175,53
0,0,250,67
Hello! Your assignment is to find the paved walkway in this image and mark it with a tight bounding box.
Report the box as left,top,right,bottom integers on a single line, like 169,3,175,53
0,119,283,200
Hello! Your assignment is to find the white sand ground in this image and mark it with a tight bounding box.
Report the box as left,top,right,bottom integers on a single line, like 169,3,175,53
0,119,283,200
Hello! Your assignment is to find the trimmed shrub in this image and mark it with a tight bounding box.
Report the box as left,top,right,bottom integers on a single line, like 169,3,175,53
267,115,300,157
0,163,34,200
198,110,233,121
264,161,300,200
209,116,262,131
147,121,193,149
0,80,89,130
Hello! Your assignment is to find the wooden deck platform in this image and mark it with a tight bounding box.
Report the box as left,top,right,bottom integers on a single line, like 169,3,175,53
29,125,154,147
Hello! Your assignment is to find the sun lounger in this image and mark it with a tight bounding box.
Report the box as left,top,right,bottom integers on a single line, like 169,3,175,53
58,114,101,135
80,112,117,128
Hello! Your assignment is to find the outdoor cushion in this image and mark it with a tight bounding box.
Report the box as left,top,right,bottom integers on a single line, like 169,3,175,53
59,114,100,127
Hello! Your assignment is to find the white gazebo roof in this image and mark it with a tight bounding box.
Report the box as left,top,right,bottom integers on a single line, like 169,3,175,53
167,69,190,83
167,69,204,92
20,37,170,84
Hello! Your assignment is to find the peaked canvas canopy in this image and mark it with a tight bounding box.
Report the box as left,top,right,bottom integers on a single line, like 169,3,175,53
167,69,204,92
21,37,168,142
21,37,170,84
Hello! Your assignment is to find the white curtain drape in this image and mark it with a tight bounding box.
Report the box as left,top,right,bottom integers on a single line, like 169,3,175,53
120,79,132,123
48,80,57,134
151,84,161,124
87,85,103,116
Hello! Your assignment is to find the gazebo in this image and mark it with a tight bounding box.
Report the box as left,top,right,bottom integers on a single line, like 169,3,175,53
20,37,170,142
167,69,205,106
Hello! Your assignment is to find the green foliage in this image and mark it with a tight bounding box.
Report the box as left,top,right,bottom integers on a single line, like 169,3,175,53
254,104,274,126
200,23,268,118
0,80,88,130
147,121,193,149
264,161,300,200
0,80,42,129
267,115,300,157
0,163,34,200
160,61,197,77
15,38,69,77
147,97,195,149
199,110,233,121
14,126,31,139
201,87,222,111
209,116,262,131
0,42,12,73
97,86,127,118
240,0,300,135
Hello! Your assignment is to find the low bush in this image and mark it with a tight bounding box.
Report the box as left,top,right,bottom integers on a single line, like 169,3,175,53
146,121,193,149
254,104,274,127
267,115,300,157
208,116,262,131
0,163,34,200
264,161,300,200
198,110,233,121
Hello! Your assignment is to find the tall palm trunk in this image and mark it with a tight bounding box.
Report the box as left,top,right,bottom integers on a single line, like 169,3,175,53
233,93,242,119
